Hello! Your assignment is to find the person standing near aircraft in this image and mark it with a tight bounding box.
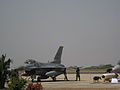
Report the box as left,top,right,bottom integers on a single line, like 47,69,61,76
63,68,69,81
76,67,80,81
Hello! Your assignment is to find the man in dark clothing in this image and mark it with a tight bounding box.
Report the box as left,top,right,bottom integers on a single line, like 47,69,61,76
76,67,80,81
63,68,69,81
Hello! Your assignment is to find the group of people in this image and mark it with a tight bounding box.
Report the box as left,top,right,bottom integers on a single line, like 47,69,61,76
63,67,80,81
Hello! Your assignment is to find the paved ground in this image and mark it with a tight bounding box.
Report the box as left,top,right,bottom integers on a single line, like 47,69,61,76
3,74,120,90
38,74,120,90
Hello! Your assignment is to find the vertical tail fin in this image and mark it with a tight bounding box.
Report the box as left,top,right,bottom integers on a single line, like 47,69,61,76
51,46,64,64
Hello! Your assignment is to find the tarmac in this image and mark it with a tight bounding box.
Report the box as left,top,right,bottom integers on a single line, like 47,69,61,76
37,74,120,90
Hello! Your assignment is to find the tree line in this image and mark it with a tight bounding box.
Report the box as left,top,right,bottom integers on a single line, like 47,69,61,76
68,64,113,70
0,54,27,89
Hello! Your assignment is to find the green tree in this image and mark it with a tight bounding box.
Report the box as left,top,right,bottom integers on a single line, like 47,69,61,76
8,77,27,90
0,54,12,89
83,64,113,70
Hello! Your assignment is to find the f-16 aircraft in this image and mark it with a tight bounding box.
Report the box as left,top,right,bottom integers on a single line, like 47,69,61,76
101,61,120,81
112,60,120,73
17,46,66,81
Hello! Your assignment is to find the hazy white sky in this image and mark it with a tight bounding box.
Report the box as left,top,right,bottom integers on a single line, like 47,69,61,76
0,0,120,67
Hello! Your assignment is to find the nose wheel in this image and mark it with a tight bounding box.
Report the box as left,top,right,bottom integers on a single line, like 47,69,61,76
52,77,56,81
37,77,41,82
31,75,36,82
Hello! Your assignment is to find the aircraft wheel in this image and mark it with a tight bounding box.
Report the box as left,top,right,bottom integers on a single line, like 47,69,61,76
37,77,41,82
31,78,34,82
31,75,36,82
52,77,56,81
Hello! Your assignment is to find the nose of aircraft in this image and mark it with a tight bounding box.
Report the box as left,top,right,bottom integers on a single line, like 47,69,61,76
16,64,30,70
112,65,120,73
112,68,115,72
15,66,25,70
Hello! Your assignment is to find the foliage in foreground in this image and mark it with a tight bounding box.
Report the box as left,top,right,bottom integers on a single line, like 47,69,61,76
0,54,12,89
8,77,27,90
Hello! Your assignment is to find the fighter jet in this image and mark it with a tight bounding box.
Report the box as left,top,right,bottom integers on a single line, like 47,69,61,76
17,46,66,81
112,60,120,73
101,61,120,82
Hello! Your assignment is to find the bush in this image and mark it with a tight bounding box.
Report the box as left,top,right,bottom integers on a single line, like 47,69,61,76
8,77,27,90
26,83,43,90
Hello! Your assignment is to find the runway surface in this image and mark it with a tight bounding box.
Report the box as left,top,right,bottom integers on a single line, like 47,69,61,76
38,74,120,90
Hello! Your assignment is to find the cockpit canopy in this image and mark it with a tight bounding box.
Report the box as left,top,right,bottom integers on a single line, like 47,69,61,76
24,59,36,64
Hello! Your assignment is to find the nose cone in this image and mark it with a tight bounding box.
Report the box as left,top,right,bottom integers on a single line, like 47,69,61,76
112,65,120,73
112,68,115,72
16,66,25,70
16,64,32,70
